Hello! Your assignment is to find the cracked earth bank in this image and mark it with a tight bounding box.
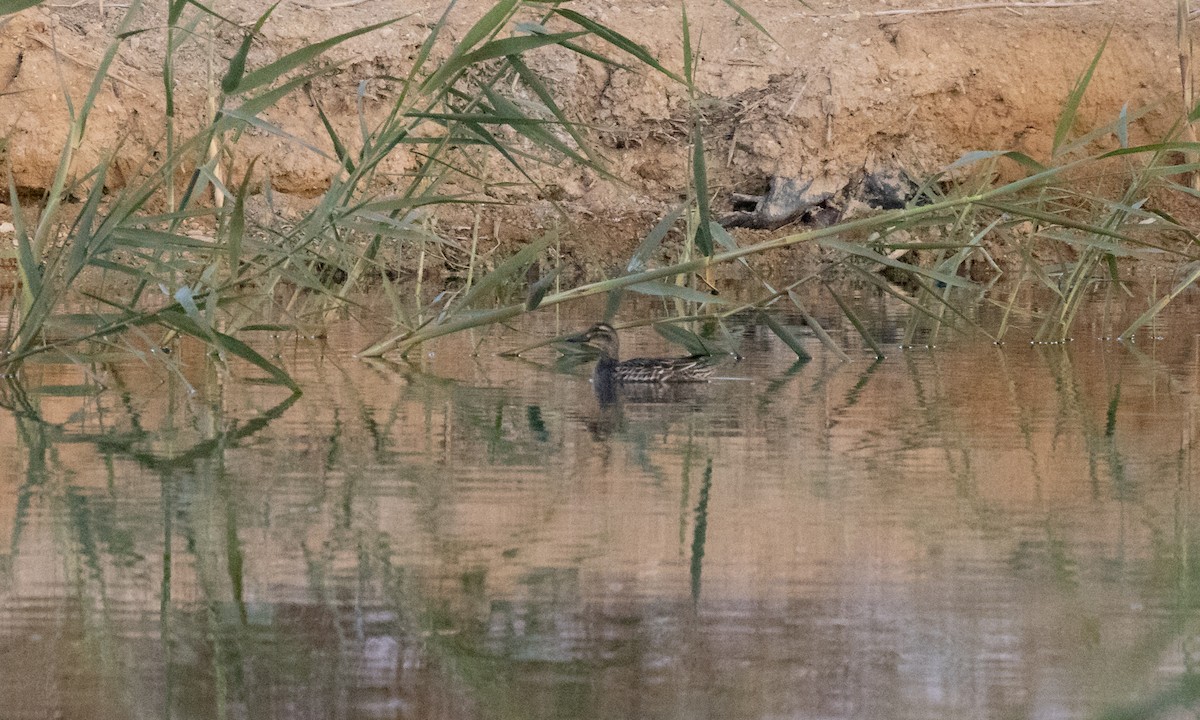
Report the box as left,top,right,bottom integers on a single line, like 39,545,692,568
0,0,1192,278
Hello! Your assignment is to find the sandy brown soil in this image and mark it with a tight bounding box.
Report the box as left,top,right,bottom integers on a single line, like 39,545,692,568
0,0,1191,278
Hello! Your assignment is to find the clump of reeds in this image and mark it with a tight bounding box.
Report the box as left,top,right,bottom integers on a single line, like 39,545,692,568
3,0,1199,383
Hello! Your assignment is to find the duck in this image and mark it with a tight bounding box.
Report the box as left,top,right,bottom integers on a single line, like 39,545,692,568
566,323,717,384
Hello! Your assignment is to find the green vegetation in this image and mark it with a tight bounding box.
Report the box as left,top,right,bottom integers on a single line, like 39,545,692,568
2,0,1199,387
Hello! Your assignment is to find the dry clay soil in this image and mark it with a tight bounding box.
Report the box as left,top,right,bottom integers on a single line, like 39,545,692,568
0,0,1193,276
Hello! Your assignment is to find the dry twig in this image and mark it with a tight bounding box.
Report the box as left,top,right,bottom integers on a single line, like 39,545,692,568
815,1,1103,18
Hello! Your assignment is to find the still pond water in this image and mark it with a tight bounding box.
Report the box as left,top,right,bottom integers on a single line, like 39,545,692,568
2,293,1200,720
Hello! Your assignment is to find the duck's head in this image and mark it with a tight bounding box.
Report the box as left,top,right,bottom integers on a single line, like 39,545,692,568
566,322,620,360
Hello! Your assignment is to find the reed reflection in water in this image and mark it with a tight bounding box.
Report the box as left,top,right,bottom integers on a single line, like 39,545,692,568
0,306,1198,720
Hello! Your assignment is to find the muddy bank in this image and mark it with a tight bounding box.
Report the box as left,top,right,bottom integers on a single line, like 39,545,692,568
0,0,1191,277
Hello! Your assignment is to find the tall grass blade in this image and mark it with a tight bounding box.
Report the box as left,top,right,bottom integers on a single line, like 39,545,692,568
220,3,278,94
719,0,777,43
1052,30,1110,157
682,3,694,83
654,323,718,356
629,281,725,304
230,18,401,94
1056,100,1156,156
227,165,255,283
787,291,850,361
525,267,562,311
420,32,587,94
628,203,685,272
456,232,554,311
1101,141,1200,158
509,55,605,168
821,238,974,289
604,290,623,322
7,167,40,313
761,311,811,362
826,284,884,359
454,0,519,59
945,149,1046,174
32,0,143,258
155,310,297,390
691,120,713,256
480,87,597,170
1119,260,1200,340
306,85,352,171
554,8,685,84
1,0,42,16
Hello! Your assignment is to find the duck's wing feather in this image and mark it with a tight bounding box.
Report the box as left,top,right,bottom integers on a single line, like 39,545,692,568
614,356,718,383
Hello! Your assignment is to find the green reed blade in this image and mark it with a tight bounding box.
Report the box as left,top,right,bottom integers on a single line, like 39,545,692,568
156,310,297,390
787,291,849,362
1057,99,1157,156
1053,29,1109,157
604,289,624,322
227,164,255,283
629,281,725,304
307,86,352,171
719,0,777,43
420,31,587,94
691,125,713,256
457,232,554,311
654,322,716,356
7,166,39,313
825,284,884,359
628,203,686,273
231,18,400,95
221,3,278,94
761,311,811,362
555,8,684,84
1120,260,1200,341
480,87,599,173
509,55,608,171
820,238,974,289
525,267,562,311
1,0,42,16
454,0,519,60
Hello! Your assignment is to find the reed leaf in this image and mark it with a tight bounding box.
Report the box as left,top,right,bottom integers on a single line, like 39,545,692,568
554,8,684,84
1,0,42,15
820,238,974,289
525,267,561,311
452,0,519,62
825,284,884,359
691,118,714,257
719,0,777,43
456,232,554,311
653,323,718,356
156,310,298,390
307,86,352,171
479,87,598,171
761,311,811,362
7,167,39,310
509,55,605,170
1052,29,1109,157
221,3,278,94
629,280,725,304
787,291,850,362
628,203,686,273
230,18,401,95
420,31,587,94
1120,261,1200,340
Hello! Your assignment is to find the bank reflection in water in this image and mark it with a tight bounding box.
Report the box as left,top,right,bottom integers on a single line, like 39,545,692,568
0,311,1198,720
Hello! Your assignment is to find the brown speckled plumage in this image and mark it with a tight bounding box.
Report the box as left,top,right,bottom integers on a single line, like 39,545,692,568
568,323,716,384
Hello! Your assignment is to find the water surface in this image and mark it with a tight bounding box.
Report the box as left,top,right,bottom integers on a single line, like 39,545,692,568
2,296,1199,720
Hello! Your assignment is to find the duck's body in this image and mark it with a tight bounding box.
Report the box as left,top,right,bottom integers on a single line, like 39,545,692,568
569,323,716,384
